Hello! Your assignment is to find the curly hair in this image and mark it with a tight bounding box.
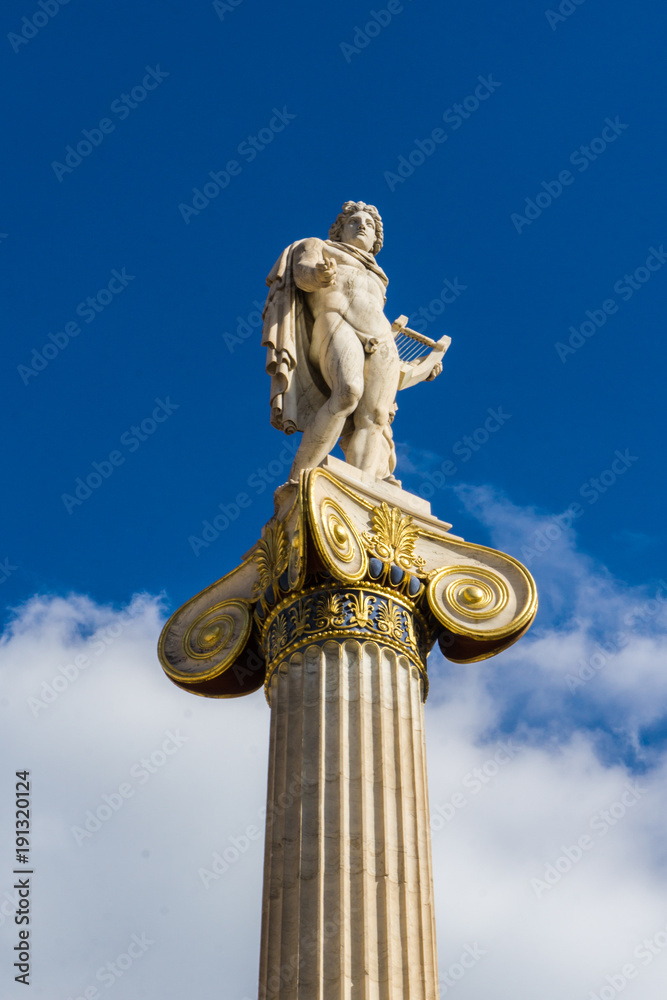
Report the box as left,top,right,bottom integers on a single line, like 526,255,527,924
328,200,384,255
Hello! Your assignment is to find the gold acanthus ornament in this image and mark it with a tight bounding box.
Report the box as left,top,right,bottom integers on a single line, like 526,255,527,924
345,591,376,627
375,599,405,640
254,520,289,594
314,592,347,630
363,501,426,572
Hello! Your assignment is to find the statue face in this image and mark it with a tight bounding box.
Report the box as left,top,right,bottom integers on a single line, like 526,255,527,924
340,211,377,253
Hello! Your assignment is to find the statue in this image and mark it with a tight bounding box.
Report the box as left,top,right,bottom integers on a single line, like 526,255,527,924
262,200,450,483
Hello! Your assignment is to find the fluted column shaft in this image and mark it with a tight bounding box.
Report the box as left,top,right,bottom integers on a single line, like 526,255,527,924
258,637,438,1000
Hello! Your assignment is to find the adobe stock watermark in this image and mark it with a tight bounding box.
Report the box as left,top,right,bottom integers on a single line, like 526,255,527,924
519,449,638,566
431,740,522,833
212,0,245,20
511,117,628,234
439,942,486,996
51,66,169,182
404,276,468,334
545,0,588,31
179,107,296,224
8,0,72,54
384,75,501,192
555,245,667,362
17,267,135,385
65,931,154,998
588,918,667,1000
197,822,263,889
222,279,467,353
564,581,667,693
0,884,28,929
188,438,299,555
260,912,343,997
70,730,189,846
222,298,265,353
530,780,648,898
414,406,512,501
340,0,413,62
0,558,17,584
61,397,179,514
198,773,307,888
27,597,151,717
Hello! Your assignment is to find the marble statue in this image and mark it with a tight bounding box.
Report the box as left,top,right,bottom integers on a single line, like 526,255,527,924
262,201,449,483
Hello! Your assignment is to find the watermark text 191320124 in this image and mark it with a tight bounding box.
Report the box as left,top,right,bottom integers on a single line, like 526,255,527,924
13,770,32,986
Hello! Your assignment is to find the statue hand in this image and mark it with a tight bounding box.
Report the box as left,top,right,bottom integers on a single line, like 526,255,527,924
315,256,337,286
426,362,443,381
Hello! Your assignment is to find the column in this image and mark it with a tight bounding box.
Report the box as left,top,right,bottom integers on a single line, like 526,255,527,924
258,634,438,1000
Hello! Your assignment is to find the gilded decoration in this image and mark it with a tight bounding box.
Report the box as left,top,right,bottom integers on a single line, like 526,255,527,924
345,591,376,627
309,489,368,582
363,501,426,573
375,599,405,641
254,520,289,594
163,598,253,684
287,518,303,590
321,500,359,564
157,467,538,698
261,585,430,696
427,563,535,641
314,592,347,630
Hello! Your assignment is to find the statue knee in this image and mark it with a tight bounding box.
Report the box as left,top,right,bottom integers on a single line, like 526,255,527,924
332,381,363,417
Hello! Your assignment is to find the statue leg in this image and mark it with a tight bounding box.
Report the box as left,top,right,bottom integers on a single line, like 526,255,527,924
289,317,365,478
344,339,400,479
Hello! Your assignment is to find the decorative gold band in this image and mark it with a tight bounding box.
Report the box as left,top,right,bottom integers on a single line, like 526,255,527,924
260,582,431,700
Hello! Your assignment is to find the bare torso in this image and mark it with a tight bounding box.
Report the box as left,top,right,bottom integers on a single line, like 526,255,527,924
292,238,393,351
287,235,400,481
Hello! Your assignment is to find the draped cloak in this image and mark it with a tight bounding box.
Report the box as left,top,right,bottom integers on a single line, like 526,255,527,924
261,239,389,435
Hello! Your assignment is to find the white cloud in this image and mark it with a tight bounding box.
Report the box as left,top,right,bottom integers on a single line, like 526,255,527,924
1,488,666,999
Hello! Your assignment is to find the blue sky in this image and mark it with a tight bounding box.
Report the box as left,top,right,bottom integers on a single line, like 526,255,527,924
3,0,666,617
2,2,667,998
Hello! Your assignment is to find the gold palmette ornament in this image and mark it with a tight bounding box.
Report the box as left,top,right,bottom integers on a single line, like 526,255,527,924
157,467,537,699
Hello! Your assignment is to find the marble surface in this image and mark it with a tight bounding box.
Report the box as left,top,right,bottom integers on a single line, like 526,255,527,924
262,201,448,482
258,640,439,999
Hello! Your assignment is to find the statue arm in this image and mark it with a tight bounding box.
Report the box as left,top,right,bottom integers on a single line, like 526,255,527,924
293,238,335,292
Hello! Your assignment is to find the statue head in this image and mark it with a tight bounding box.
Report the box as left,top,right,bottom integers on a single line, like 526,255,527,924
329,201,384,256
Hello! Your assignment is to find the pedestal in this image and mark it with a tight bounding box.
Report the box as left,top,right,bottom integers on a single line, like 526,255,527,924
157,467,537,998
